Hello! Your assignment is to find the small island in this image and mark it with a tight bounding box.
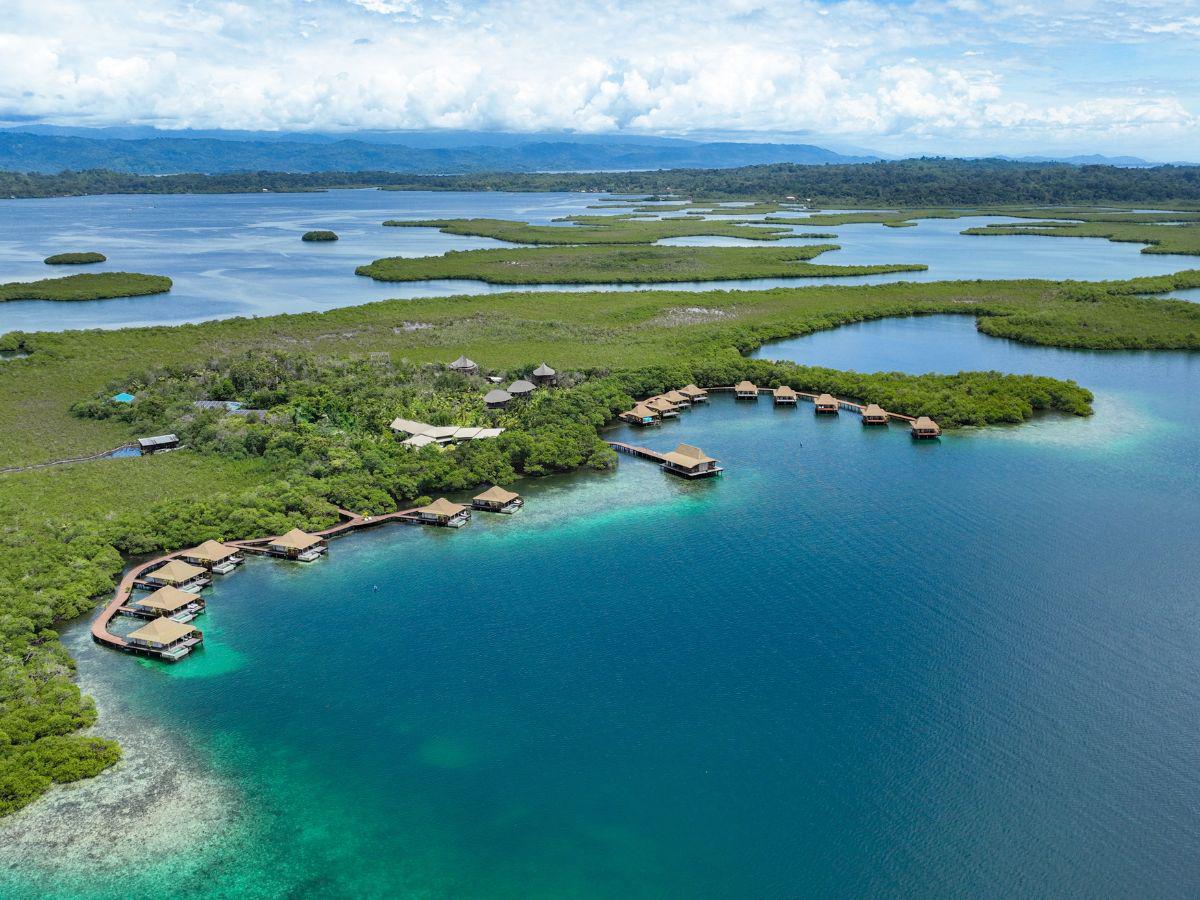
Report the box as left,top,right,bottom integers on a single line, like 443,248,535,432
44,252,107,265
0,272,173,302
301,230,339,242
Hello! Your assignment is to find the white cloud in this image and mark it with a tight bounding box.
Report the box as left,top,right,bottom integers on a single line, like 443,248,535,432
0,0,1195,155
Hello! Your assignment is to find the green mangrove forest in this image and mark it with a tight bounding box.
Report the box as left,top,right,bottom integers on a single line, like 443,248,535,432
0,272,172,302
44,252,106,265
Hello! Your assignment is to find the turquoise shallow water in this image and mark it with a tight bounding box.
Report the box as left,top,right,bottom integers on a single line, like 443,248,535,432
2,316,1198,898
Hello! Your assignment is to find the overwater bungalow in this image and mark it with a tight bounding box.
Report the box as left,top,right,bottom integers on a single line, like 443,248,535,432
508,379,536,398
532,363,558,386
911,416,941,439
137,433,179,454
619,403,661,426
268,528,327,561
814,393,839,414
659,444,723,479
678,384,708,403
180,539,244,574
735,380,759,400
773,385,797,405
142,559,210,592
126,618,203,662
473,485,523,513
127,585,205,622
646,396,681,418
448,355,480,376
416,498,471,528
484,388,512,410
661,389,689,406
861,404,889,426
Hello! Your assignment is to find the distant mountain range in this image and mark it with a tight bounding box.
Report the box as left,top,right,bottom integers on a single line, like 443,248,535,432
0,129,876,175
1,127,1192,175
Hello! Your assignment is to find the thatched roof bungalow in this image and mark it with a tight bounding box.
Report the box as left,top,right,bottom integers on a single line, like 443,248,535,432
472,485,523,513
268,528,327,560
773,385,797,405
861,404,889,425
416,498,471,527
678,384,708,402
659,444,723,479
911,416,941,439
814,393,839,414
735,380,758,400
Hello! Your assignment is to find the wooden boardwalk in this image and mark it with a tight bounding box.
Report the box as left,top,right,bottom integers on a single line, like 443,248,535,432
92,505,418,654
606,441,667,463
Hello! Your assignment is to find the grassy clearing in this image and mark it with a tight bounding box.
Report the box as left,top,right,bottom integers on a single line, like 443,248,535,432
0,272,171,302
44,252,106,265
383,216,795,244
355,244,926,284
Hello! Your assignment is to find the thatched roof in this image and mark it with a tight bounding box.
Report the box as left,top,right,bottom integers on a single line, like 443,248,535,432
133,586,196,612
390,417,430,435
662,444,716,468
661,390,687,404
862,404,887,418
774,385,797,398
128,617,196,644
484,389,512,404
148,560,206,583
533,363,556,376
624,403,659,419
815,393,837,406
270,528,322,550
646,397,676,411
420,497,466,517
449,355,477,370
913,416,940,432
735,380,757,392
678,384,707,397
508,379,536,394
182,539,235,562
475,485,520,504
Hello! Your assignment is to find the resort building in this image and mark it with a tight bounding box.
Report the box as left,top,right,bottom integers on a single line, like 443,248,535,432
861,404,889,426
814,394,839,414
911,416,942,439
646,396,681,418
508,379,536,398
678,384,708,403
735,380,759,400
390,418,506,446
179,539,243,574
268,528,327,561
126,618,203,662
619,403,661,426
137,433,180,454
449,355,480,376
773,385,797,405
127,585,205,623
484,389,512,410
193,400,243,412
659,444,723,479
532,363,558,386
416,498,471,528
661,389,689,406
143,560,210,592
472,486,523,513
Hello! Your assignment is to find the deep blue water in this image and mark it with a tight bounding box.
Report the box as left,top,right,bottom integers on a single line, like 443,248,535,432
4,315,1198,898
0,192,1192,333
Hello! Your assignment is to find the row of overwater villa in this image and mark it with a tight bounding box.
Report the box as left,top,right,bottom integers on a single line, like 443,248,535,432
101,487,526,663
620,380,941,438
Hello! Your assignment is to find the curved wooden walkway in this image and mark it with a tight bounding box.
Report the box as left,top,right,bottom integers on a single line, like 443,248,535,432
91,505,417,654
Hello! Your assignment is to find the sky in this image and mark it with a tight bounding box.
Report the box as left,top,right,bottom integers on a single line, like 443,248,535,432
1,0,1198,159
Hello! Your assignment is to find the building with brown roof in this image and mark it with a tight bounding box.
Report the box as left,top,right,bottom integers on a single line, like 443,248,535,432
659,444,723,479
861,404,889,426
735,380,758,400
678,384,708,403
814,393,839,414
127,617,203,662
416,498,471,527
143,559,210,592
472,485,523,513
619,403,660,426
179,539,243,573
911,416,941,439
773,385,797,405
268,528,327,560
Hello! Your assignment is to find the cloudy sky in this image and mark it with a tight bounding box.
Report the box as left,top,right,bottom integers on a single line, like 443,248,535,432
2,0,1198,158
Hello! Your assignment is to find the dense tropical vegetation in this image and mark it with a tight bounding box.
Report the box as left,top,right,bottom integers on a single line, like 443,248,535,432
3,158,1200,204
356,244,925,284
0,272,171,302
44,252,106,265
301,230,338,242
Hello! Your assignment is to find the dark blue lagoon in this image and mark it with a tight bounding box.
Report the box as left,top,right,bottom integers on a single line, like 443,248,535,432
3,314,1198,898
1,191,1192,333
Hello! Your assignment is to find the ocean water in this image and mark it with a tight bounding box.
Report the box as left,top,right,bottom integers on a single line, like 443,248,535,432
2,316,1198,898
1,191,1192,333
